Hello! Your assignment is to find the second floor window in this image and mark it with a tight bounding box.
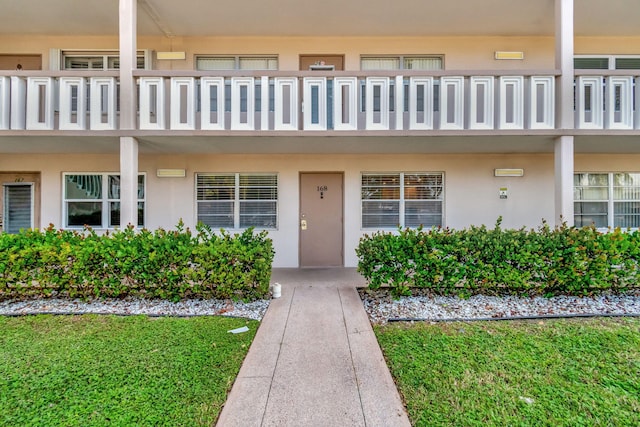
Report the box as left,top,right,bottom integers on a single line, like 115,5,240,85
196,56,278,71
62,51,147,70
360,56,443,71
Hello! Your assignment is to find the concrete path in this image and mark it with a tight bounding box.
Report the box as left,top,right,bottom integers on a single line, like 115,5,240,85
216,268,411,427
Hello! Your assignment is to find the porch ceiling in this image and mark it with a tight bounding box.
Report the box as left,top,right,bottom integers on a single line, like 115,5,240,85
1,135,639,155
1,0,638,38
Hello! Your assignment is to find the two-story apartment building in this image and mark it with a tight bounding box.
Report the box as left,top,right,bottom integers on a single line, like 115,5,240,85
1,0,639,267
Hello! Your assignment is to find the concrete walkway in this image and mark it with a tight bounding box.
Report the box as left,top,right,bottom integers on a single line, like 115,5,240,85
216,268,411,427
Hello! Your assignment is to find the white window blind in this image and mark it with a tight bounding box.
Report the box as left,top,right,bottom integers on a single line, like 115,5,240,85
197,173,277,229
196,56,278,71
574,172,640,228
3,184,33,234
361,56,443,71
362,172,443,228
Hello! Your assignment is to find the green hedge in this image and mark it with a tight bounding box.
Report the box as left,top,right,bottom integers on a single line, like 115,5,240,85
356,219,640,297
0,222,274,301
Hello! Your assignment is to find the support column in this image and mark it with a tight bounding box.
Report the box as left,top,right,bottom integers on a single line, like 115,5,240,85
554,0,574,226
119,0,137,130
120,137,139,227
119,1,138,228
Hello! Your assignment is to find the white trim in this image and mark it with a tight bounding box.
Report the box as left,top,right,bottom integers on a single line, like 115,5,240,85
89,77,117,130
303,77,327,130
10,77,26,130
200,77,225,130
365,77,390,130
231,77,255,130
395,75,404,130
499,76,524,129
409,77,434,130
139,77,165,130
469,76,494,130
58,77,87,130
529,76,555,129
439,76,464,130
26,77,54,130
576,76,604,129
274,77,298,131
333,77,358,131
605,76,633,130
170,77,195,130
0,77,9,130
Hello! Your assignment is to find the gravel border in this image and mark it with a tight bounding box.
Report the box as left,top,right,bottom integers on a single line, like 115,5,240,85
360,289,640,325
0,297,271,321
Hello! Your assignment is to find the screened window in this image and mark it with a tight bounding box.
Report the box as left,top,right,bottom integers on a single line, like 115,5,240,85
197,173,277,229
62,51,147,70
360,56,443,71
574,172,640,228
362,173,443,228
64,173,145,228
196,56,278,71
574,55,640,70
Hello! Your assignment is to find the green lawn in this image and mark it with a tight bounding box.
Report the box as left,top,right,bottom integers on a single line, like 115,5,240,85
375,318,640,427
0,314,257,427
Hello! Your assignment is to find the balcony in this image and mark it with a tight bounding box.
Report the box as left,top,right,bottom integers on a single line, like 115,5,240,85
1,70,639,134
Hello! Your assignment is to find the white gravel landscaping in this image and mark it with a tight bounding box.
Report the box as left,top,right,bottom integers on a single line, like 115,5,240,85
0,297,270,320
360,289,640,324
3,289,640,325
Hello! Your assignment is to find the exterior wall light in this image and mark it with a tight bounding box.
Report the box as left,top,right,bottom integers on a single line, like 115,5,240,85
157,169,186,178
494,51,524,60
494,168,524,177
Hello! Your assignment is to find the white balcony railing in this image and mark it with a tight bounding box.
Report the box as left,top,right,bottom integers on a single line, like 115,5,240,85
1,71,638,133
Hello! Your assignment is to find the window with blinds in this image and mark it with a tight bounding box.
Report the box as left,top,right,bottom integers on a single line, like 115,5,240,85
196,56,278,71
62,52,146,70
574,56,640,70
362,173,443,228
63,173,145,228
3,184,33,234
197,173,277,229
574,172,640,228
360,56,443,71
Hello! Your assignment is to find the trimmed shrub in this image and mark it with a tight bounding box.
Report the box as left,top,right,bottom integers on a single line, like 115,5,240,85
356,218,640,297
0,221,274,301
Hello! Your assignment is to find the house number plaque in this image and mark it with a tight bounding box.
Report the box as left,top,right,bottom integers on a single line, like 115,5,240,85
317,185,328,199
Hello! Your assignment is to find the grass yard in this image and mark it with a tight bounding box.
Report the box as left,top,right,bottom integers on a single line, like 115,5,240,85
0,314,257,427
375,318,640,427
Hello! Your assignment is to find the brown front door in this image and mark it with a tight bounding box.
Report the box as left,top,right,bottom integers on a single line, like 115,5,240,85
0,55,42,70
300,173,343,267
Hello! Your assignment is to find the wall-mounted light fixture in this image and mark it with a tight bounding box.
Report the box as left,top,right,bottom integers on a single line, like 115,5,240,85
494,51,524,60
157,168,186,178
494,168,524,177
156,51,186,60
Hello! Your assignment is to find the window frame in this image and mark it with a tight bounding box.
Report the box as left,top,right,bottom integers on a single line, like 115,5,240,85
60,50,149,70
360,55,444,71
574,171,640,229
195,55,279,71
195,172,278,230
361,172,444,229
62,172,146,229
574,55,640,70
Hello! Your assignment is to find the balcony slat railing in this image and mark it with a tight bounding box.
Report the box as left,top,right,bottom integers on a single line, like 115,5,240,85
3,72,640,133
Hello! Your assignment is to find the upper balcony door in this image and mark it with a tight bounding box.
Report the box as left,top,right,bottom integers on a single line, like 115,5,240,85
299,55,344,71
0,55,41,70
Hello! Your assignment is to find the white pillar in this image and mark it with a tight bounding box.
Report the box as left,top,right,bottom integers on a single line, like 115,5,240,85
555,136,574,226
554,0,574,226
119,1,138,227
556,0,574,130
120,137,139,227
119,0,137,130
